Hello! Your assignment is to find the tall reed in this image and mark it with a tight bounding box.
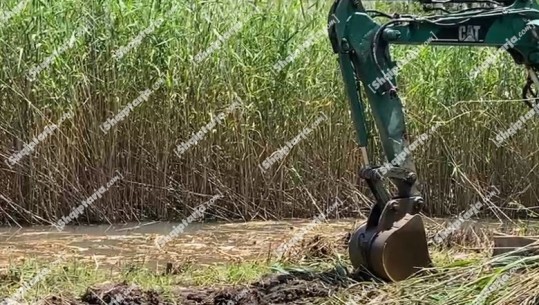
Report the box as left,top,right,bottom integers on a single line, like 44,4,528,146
0,0,536,224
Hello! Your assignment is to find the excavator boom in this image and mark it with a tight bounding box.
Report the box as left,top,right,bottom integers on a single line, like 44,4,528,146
328,0,539,281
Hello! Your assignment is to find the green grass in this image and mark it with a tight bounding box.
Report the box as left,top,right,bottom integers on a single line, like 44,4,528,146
0,258,272,303
1,245,538,305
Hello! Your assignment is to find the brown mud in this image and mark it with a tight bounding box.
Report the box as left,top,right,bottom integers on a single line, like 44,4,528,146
40,267,357,305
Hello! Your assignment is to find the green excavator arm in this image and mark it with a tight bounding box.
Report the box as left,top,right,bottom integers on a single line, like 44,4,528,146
328,0,539,281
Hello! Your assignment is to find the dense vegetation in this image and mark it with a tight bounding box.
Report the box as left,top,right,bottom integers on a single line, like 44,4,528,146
1,0,538,224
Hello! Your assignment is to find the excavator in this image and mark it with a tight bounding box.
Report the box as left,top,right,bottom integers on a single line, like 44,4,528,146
328,0,539,281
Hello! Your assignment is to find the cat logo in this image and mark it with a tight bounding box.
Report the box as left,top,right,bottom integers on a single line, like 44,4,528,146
458,25,481,42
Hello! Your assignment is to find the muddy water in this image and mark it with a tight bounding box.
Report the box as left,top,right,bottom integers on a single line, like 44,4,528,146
3,217,530,271
0,220,357,270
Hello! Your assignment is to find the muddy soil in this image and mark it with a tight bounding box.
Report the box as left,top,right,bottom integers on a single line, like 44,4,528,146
41,282,167,305
40,267,355,305
178,267,353,305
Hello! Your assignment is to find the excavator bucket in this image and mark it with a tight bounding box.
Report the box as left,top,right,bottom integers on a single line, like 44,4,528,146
349,202,431,281
370,214,431,281
493,235,539,256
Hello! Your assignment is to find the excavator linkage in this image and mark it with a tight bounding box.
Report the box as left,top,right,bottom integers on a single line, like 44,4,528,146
328,0,539,281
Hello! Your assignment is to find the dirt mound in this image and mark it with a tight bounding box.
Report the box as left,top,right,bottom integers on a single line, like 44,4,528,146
40,267,350,305
279,234,348,262
41,282,169,305
37,266,353,305
81,282,167,305
177,266,351,305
